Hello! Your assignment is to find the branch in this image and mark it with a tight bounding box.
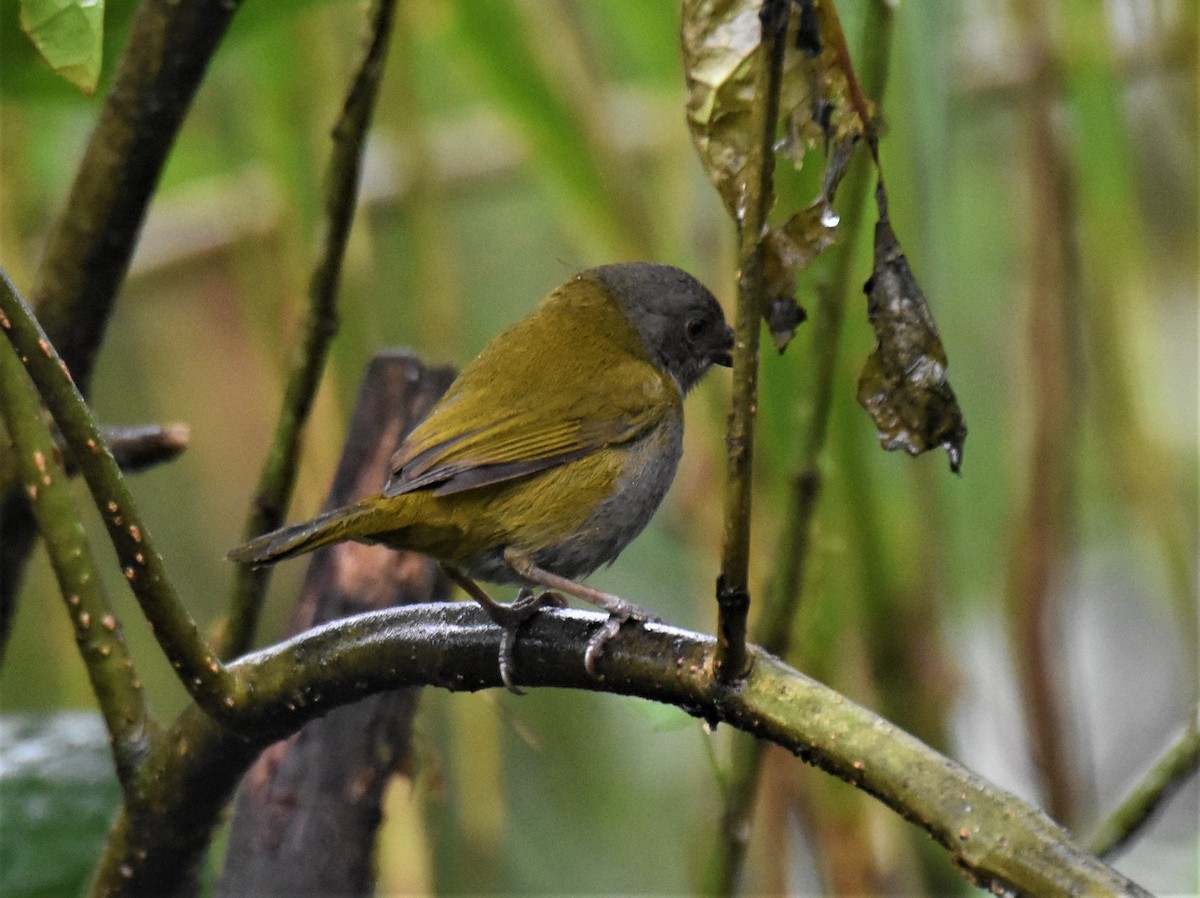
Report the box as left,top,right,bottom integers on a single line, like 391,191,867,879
714,0,789,683
31,0,244,396
0,328,156,789
90,604,1151,898
1,422,188,490
0,266,240,717
2,0,241,674
221,0,399,660
90,423,191,473
1087,709,1200,859
0,421,187,661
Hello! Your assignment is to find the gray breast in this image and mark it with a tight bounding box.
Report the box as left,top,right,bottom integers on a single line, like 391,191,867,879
531,415,684,581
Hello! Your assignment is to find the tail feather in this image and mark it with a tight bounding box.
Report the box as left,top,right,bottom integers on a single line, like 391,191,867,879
227,502,376,566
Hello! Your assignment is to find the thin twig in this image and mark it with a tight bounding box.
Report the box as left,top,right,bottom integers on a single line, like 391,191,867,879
1087,709,1200,859
220,0,399,660
0,300,156,790
0,267,240,718
710,1,895,891
714,0,789,683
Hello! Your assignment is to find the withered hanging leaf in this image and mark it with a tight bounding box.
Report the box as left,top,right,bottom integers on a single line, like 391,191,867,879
681,0,868,351
857,184,967,472
760,135,857,350
765,295,808,351
682,0,814,217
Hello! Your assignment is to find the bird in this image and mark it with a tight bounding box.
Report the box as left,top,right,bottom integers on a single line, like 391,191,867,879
229,262,733,690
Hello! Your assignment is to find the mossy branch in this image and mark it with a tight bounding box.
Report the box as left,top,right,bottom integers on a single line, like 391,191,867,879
221,0,399,660
88,603,1149,898
0,323,156,789
0,267,241,718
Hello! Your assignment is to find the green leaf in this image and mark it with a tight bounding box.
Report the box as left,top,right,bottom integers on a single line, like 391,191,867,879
19,0,103,94
0,713,120,897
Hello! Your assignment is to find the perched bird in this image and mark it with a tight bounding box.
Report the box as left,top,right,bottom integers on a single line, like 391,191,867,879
229,262,733,689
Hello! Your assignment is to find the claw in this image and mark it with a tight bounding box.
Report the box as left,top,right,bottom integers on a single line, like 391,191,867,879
442,567,566,694
495,549,665,682
584,615,624,677
485,588,565,694
583,603,660,678
496,625,523,694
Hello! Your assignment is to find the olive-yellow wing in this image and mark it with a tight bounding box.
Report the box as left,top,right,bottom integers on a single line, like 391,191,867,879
386,279,681,498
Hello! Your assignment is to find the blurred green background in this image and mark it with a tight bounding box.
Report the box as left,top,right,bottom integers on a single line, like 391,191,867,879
0,1,1195,895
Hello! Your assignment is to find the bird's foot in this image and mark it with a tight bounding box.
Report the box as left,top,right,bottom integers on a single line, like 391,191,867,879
500,546,661,681
442,566,565,694
583,598,659,678
491,588,567,694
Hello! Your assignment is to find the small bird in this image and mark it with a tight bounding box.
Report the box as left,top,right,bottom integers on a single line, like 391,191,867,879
229,262,733,689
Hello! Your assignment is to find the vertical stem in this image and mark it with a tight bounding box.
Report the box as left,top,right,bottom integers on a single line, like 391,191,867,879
714,0,790,683
709,1,895,891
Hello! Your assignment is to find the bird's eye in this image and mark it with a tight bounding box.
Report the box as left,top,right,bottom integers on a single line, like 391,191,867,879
686,317,707,339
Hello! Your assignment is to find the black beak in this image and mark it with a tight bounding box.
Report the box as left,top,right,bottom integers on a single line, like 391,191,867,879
712,323,735,367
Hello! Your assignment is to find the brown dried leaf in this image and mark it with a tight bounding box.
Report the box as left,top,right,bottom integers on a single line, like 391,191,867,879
857,184,967,472
682,0,868,351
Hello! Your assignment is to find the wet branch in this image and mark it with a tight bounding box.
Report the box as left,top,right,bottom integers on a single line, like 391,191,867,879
0,267,241,718
0,329,156,790
88,603,1151,898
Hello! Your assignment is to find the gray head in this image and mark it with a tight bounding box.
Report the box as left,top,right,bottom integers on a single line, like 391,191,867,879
590,262,734,392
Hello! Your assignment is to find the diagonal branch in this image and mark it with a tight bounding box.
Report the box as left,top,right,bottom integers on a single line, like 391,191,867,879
2,0,242,671
0,330,156,789
0,267,241,718
91,603,1151,898
32,0,245,396
1088,708,1200,859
